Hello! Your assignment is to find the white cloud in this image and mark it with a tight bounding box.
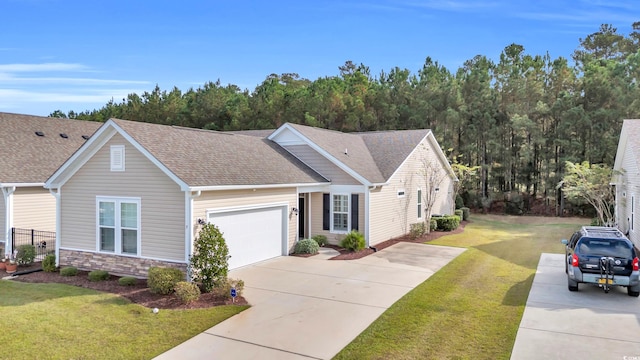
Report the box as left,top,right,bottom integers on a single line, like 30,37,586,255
0,63,89,72
0,74,150,86
0,88,146,103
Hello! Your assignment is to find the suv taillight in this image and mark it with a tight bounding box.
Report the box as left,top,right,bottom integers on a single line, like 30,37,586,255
572,253,579,267
633,257,639,271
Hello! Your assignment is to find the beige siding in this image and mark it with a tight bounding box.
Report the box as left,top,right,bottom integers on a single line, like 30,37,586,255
619,145,640,248
193,188,298,254
60,133,185,261
12,187,56,232
0,193,5,243
369,137,454,246
308,191,365,245
284,144,360,185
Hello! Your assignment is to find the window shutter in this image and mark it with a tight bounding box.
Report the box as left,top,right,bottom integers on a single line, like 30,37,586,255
323,193,330,230
351,194,359,231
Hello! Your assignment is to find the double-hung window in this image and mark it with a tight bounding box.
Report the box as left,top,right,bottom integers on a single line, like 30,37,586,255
332,194,349,232
417,189,423,219
97,197,140,255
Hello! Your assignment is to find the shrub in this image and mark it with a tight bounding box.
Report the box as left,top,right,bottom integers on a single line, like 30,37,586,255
190,223,230,293
455,194,464,209
340,230,365,251
174,281,201,304
455,209,463,220
17,244,36,265
118,276,138,286
460,207,470,221
410,222,426,239
88,270,110,282
429,218,438,232
213,278,245,300
311,234,328,247
148,267,185,294
434,215,460,231
590,217,602,226
60,266,78,277
42,254,56,272
294,238,319,254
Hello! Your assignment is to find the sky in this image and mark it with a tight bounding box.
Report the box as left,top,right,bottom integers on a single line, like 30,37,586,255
1,0,638,117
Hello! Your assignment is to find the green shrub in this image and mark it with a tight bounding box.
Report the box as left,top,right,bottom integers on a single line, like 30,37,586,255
590,217,602,226
340,230,365,251
294,238,319,254
410,222,426,239
60,266,78,277
148,267,185,294
174,281,201,304
430,218,438,231
455,209,463,220
190,223,230,293
434,215,460,231
213,278,245,300
460,207,470,221
88,270,110,282
311,234,328,247
17,244,36,265
118,276,138,286
42,254,56,272
455,194,464,209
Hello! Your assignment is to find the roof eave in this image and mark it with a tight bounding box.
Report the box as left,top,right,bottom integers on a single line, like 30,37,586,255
0,182,45,188
189,182,330,192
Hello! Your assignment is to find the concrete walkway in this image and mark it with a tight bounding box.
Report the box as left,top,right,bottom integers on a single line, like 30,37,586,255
511,253,640,360
155,242,465,360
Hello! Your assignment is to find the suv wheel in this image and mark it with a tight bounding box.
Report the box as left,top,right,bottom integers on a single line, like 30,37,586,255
568,277,578,292
628,287,640,297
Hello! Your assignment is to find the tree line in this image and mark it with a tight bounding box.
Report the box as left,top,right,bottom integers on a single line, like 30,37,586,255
52,23,640,212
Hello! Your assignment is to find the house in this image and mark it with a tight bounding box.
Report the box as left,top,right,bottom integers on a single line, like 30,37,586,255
0,112,101,257
45,119,456,277
612,119,640,248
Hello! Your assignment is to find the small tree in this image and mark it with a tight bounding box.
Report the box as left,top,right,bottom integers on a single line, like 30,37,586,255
450,156,480,208
560,161,615,226
420,148,449,234
190,223,230,293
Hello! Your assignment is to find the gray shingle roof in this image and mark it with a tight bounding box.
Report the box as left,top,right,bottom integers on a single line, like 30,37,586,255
111,119,328,187
286,123,430,183
0,112,101,184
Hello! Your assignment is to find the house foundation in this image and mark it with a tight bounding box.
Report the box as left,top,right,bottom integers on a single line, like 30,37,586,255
59,249,187,278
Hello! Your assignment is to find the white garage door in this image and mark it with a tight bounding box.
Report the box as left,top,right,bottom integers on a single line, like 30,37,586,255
208,206,286,269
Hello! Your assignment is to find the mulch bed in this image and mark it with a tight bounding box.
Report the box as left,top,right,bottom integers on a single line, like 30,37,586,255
4,222,466,310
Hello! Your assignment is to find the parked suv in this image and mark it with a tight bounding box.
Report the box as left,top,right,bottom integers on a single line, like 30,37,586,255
561,226,639,297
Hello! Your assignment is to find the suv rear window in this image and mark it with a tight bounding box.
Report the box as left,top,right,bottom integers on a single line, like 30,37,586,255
578,238,634,258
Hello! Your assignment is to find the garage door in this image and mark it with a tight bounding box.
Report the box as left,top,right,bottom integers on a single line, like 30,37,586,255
208,206,286,269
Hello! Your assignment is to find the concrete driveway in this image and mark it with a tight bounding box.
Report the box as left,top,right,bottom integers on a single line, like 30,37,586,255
511,253,640,360
155,242,465,360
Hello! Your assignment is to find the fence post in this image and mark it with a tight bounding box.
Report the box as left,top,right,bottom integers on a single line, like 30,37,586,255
31,228,35,246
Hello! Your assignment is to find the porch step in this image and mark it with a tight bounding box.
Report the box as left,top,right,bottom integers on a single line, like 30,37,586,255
315,247,340,260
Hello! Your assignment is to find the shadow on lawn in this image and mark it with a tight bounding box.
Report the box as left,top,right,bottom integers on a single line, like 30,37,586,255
472,235,540,270
502,274,534,306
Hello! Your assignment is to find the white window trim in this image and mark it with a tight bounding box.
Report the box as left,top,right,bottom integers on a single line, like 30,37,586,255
417,188,423,220
110,145,125,172
96,196,141,256
397,189,406,198
330,193,350,234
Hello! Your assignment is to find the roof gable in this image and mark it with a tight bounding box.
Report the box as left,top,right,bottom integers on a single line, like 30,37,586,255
0,112,101,185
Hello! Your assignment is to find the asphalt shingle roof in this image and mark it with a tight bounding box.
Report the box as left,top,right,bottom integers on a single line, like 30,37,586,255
0,112,101,184
111,119,328,187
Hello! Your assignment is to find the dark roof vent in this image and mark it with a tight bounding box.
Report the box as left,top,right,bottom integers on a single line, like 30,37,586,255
82,135,90,140
60,133,68,138
35,131,45,137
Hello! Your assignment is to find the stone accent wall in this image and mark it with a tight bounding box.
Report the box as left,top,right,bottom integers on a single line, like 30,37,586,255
60,249,187,278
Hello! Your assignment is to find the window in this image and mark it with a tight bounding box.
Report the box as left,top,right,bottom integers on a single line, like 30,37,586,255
332,194,349,232
97,197,140,255
417,189,422,219
110,145,125,171
397,189,406,198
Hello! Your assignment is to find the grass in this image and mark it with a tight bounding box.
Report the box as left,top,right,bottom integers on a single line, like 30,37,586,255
0,281,247,360
334,214,587,360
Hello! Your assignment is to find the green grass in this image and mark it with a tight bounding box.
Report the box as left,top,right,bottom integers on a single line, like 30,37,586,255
334,214,587,360
0,281,247,360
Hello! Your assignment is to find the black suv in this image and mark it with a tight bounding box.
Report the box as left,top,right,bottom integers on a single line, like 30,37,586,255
561,226,639,297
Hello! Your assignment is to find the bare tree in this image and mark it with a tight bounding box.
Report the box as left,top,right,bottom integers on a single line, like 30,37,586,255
419,149,449,233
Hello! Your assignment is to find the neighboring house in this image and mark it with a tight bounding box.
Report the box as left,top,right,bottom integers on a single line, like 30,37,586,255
45,119,456,277
0,112,101,257
612,119,640,248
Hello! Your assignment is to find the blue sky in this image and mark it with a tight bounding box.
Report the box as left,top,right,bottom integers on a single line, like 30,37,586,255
1,0,638,116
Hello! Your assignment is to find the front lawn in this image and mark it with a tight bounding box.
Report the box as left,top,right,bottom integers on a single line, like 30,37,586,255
0,281,247,359
334,214,586,360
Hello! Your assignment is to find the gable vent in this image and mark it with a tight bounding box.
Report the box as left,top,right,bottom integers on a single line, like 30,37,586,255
59,133,68,138
35,131,45,137
82,135,90,140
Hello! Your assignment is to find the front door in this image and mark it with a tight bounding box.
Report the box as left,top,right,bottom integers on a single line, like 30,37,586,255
298,197,305,239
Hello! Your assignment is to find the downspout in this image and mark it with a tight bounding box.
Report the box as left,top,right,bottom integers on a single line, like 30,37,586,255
365,185,377,249
2,186,16,257
185,190,201,280
49,188,61,267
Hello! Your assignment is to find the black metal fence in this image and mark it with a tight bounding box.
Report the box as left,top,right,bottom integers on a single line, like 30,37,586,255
11,227,55,261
